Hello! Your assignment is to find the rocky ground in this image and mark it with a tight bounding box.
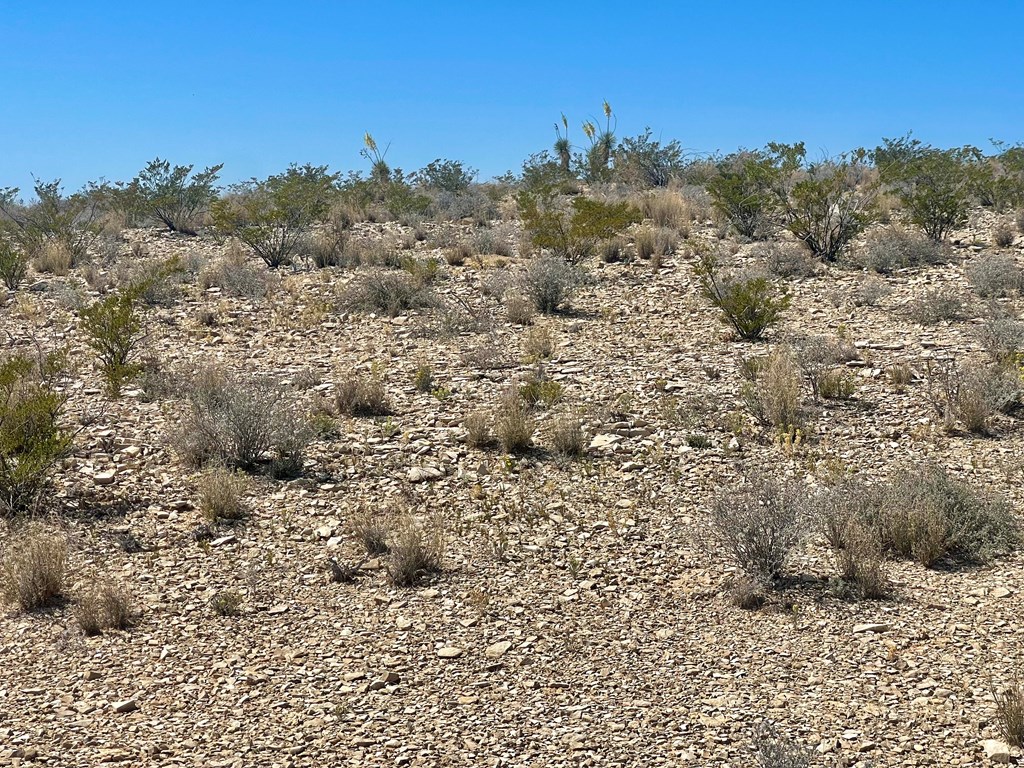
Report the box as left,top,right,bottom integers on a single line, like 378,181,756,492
2,208,1024,767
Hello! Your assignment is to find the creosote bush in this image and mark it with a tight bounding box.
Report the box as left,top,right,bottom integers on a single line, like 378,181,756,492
0,352,72,515
1,526,66,610
707,472,805,585
693,249,790,340
79,289,147,396
171,369,310,477
0,237,28,290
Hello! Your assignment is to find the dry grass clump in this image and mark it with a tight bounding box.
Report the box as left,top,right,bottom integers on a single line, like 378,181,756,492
967,253,1024,298
443,241,474,266
386,514,444,587
199,245,270,300
642,188,692,231
755,242,817,278
635,226,678,260
993,674,1024,748
76,579,135,635
209,589,243,616
522,326,555,361
505,294,535,325
493,386,534,453
348,505,391,556
979,314,1024,366
598,236,628,263
471,226,515,258
333,370,391,417
32,241,74,275
463,411,493,448
339,270,438,317
752,725,811,768
1,526,66,610
197,468,249,522
993,224,1016,248
707,472,805,585
547,412,586,457
858,226,949,273
741,347,805,432
852,275,892,307
926,360,1020,434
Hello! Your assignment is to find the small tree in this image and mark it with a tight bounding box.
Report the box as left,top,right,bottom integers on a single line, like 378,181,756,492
413,159,476,195
130,158,222,234
0,180,101,263
613,128,685,188
875,135,983,241
693,249,790,340
706,147,799,239
79,290,147,396
211,164,340,268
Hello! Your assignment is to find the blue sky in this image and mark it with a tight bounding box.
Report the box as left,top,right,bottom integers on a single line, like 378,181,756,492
2,1,1023,195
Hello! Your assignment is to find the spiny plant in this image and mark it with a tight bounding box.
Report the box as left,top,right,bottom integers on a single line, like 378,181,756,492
580,101,616,182
553,113,572,174
362,132,391,186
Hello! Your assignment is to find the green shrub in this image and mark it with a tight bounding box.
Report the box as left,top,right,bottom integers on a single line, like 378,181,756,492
211,164,340,268
0,352,72,514
79,290,147,396
0,180,101,264
876,136,984,241
706,147,798,239
0,235,27,290
613,129,685,188
693,250,790,340
517,193,640,264
128,158,222,234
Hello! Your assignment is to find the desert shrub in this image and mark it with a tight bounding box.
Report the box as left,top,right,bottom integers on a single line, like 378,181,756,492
79,290,147,396
870,466,1018,565
128,158,222,234
548,412,586,457
211,164,340,268
635,226,677,260
706,150,790,239
0,180,101,265
781,150,876,261
599,236,627,263
1,526,66,610
613,129,685,188
0,236,27,290
519,373,563,409
119,257,187,307
876,136,983,241
708,473,805,584
741,347,805,431
793,335,857,399
518,192,641,264
926,360,1020,434
994,224,1016,248
907,289,963,325
858,226,949,273
0,352,72,515
518,255,584,314
334,370,390,417
887,362,915,390
304,227,348,268
209,590,243,616
494,386,533,453
471,225,515,258
813,482,890,598
641,187,690,228
463,411,493,448
753,242,816,278
197,468,249,522
967,254,1024,297
979,314,1024,366
412,364,433,393
387,514,444,587
752,725,811,768
340,270,438,317
171,369,310,475
994,674,1024,749
199,246,270,300
349,505,391,556
502,294,532,326
32,241,73,275
443,241,473,266
693,249,790,340
76,579,134,635
852,275,892,306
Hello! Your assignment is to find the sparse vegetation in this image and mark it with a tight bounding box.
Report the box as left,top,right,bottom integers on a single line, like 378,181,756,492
76,579,135,635
79,290,146,396
693,249,790,340
197,468,249,522
1,526,66,610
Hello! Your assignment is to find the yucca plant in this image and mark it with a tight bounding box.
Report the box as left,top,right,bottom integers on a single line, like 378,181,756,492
362,132,391,186
554,114,572,174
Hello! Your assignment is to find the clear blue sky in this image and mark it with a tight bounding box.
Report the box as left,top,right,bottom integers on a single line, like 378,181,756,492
3,1,1023,195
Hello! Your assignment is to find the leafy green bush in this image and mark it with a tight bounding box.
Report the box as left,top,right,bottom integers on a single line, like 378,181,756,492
0,353,71,515
613,128,684,188
876,136,984,241
129,158,222,234
693,250,790,340
706,147,796,239
518,192,640,264
0,235,27,290
79,290,147,396
0,180,101,264
211,164,340,268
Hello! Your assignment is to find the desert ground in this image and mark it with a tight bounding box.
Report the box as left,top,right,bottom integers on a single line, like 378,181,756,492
2,179,1024,768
